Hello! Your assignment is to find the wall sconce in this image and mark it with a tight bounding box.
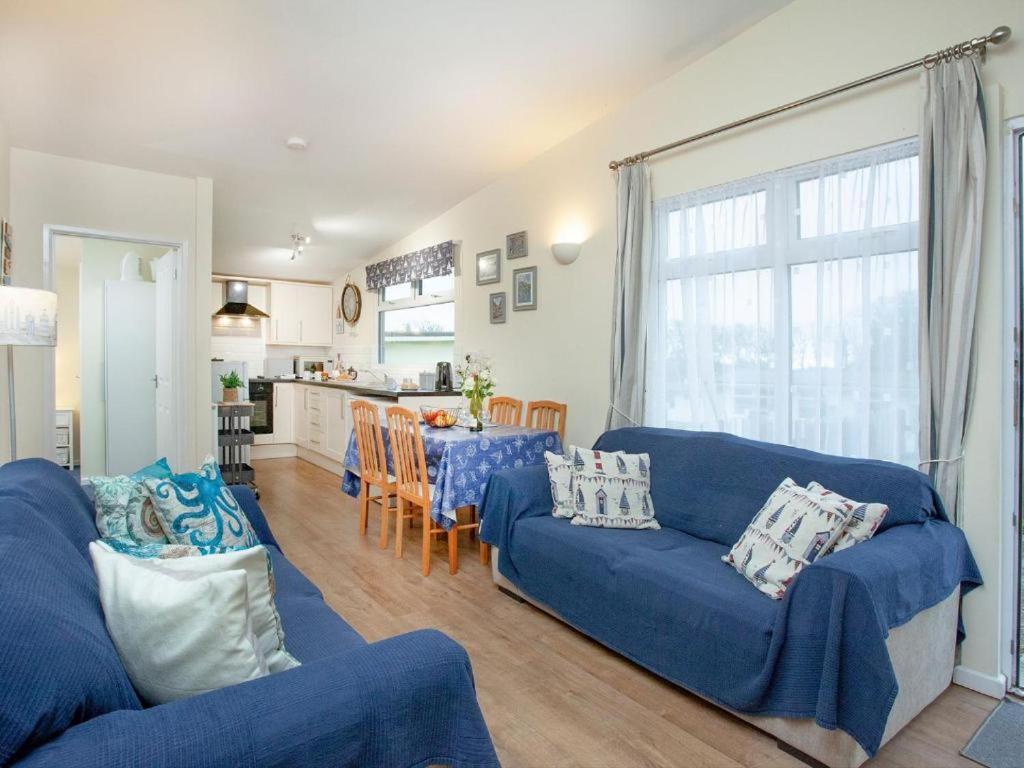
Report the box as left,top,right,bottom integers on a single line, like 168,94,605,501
551,242,582,265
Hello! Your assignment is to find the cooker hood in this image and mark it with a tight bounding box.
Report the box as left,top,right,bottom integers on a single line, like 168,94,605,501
213,280,270,318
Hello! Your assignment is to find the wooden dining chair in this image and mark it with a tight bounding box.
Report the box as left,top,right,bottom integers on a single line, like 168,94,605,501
387,406,485,575
525,400,567,442
487,396,523,426
350,400,396,549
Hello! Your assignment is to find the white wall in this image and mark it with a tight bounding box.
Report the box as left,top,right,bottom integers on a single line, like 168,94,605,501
7,149,213,469
335,0,1024,688
53,236,81,462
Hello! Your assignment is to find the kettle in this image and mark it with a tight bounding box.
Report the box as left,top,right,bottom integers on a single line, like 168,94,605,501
435,362,453,391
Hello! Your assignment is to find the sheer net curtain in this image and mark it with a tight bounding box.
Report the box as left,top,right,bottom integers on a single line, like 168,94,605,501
647,139,921,466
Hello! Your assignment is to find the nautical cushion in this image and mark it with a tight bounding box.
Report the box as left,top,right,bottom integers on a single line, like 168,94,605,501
544,451,574,518
96,540,299,674
87,457,174,545
565,446,659,530
723,478,852,599
144,455,259,548
89,542,268,704
807,481,888,553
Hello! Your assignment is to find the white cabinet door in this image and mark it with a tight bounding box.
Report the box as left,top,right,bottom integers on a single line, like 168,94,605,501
269,282,300,344
274,383,294,444
324,389,346,463
293,384,308,447
298,284,333,346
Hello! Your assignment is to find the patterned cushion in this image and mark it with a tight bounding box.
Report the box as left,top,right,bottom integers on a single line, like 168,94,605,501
89,476,170,545
130,457,174,482
144,455,259,548
544,451,574,518
807,481,888,553
723,478,852,599
565,446,659,530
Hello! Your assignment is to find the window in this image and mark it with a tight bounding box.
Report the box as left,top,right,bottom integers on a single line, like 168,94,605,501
378,279,454,367
649,139,919,466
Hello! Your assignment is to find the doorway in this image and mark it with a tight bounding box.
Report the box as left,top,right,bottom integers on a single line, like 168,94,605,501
50,232,183,476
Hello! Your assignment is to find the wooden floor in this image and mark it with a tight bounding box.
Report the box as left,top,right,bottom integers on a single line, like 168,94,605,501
254,457,996,768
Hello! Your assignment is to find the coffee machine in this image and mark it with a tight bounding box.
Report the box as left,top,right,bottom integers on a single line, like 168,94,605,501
435,362,454,391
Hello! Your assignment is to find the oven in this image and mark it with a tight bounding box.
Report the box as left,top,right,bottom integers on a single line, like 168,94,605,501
249,379,274,435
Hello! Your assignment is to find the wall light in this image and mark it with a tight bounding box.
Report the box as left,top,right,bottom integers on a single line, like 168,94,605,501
551,242,583,265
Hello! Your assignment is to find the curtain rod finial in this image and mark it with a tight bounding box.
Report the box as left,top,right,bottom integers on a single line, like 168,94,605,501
989,25,1011,44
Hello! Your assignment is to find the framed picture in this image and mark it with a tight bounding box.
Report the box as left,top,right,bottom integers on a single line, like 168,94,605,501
476,249,501,285
506,230,528,260
334,318,345,336
489,292,507,324
512,266,537,311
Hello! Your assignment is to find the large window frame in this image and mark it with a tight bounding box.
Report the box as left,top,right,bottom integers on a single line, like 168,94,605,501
651,139,920,460
377,275,455,366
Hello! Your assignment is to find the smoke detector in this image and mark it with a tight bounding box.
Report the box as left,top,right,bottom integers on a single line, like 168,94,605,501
285,136,308,151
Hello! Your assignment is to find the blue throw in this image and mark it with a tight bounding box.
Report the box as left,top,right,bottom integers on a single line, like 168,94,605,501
479,428,981,757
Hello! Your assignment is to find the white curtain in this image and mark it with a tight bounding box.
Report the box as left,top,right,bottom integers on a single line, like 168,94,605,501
648,140,921,466
607,161,652,429
918,57,987,521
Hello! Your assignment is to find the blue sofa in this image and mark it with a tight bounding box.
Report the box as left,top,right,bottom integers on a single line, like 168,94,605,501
479,428,981,768
0,459,500,768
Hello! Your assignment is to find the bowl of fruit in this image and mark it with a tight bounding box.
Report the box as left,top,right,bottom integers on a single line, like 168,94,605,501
420,406,461,429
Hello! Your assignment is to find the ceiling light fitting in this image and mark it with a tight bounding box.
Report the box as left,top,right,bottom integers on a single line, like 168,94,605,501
285,136,308,151
290,232,310,261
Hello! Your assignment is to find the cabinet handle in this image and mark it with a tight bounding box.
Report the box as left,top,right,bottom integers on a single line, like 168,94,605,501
304,389,308,409
275,320,279,340
274,387,278,407
299,320,303,341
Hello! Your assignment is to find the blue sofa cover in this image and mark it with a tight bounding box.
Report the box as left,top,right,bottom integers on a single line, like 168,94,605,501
479,428,981,758
0,459,499,768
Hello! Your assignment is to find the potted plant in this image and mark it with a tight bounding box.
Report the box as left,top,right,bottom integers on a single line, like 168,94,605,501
455,354,495,431
220,370,243,402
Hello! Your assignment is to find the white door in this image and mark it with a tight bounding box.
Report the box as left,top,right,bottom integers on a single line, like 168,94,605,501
325,389,346,462
104,281,156,474
153,250,179,465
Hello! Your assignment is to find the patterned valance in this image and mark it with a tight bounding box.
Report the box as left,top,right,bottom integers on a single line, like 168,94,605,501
365,240,454,291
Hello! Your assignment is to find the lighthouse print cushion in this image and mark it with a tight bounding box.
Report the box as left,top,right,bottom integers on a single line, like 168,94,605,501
565,446,659,530
806,481,888,553
723,478,852,599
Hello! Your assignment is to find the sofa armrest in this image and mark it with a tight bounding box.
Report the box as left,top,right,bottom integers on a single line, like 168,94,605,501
15,629,499,768
228,484,279,549
479,464,552,549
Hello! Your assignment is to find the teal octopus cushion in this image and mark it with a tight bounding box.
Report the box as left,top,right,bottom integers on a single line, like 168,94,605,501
130,457,174,482
89,475,170,545
144,455,259,548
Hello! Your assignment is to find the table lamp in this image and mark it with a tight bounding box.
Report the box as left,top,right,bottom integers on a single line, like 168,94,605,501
0,286,58,461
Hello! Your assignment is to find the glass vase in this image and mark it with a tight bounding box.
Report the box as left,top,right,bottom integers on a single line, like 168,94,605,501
468,393,484,432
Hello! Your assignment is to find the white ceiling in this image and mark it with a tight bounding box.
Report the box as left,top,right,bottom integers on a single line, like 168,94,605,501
0,0,788,282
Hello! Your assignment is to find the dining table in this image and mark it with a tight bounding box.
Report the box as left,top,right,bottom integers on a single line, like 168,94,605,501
341,422,562,531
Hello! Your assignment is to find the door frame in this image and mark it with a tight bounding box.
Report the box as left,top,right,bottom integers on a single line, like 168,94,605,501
42,225,190,472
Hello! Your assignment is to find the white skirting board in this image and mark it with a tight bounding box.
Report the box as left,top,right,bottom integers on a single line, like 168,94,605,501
953,665,1008,699
251,443,297,460
295,446,345,477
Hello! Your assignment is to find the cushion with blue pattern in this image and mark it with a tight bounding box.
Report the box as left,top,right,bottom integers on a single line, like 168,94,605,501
87,457,175,545
144,455,259,548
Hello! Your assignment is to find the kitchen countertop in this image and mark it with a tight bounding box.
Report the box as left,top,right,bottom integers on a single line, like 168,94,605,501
253,377,459,400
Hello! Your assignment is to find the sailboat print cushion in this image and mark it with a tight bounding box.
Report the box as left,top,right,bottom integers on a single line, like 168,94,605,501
144,455,259,549
544,452,574,518
806,481,888,553
565,447,659,530
723,478,852,599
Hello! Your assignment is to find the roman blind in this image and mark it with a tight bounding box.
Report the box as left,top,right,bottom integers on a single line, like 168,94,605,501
365,240,454,290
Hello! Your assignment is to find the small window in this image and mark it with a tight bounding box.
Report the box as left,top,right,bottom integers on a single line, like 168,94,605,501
421,274,454,296
379,302,455,367
381,282,414,303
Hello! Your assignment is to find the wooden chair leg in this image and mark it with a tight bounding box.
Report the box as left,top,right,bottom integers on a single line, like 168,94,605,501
448,526,458,575
479,540,490,566
469,505,476,541
394,497,405,559
358,481,369,535
421,507,432,576
379,496,390,550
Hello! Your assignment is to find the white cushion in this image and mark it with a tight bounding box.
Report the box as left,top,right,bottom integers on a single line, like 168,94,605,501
89,542,268,704
104,543,300,674
723,478,852,599
806,481,888,553
544,451,574,518
565,446,659,530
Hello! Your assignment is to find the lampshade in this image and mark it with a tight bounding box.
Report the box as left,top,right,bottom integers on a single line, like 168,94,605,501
0,286,58,347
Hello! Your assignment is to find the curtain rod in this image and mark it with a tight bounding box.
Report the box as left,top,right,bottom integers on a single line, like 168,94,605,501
608,25,1012,171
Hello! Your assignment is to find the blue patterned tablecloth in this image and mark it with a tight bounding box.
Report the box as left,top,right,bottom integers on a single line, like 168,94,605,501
342,424,561,530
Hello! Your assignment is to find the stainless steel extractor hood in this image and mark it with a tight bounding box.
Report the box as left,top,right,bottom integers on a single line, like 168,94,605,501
213,280,270,318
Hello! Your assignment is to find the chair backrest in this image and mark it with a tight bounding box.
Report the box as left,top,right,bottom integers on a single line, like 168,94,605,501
386,406,431,505
525,400,567,441
350,400,388,486
488,396,523,426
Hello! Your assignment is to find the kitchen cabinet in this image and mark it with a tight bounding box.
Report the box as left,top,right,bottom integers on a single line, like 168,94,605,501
269,281,333,346
273,382,294,444
324,389,347,464
293,384,309,447
306,387,325,454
